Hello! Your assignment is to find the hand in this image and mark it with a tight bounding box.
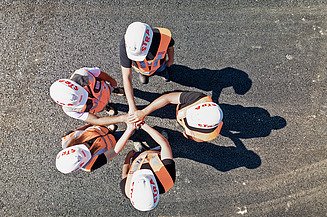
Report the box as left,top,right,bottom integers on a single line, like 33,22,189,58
126,122,137,131
128,107,137,115
128,110,145,123
136,120,145,130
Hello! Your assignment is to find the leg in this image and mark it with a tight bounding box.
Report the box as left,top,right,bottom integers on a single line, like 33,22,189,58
156,62,171,82
138,73,149,84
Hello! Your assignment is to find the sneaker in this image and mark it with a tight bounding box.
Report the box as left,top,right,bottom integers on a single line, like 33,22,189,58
138,73,149,84
105,104,118,116
162,67,171,82
133,141,144,152
112,87,125,96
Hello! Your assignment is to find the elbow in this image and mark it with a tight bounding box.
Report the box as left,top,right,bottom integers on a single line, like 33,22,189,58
85,117,103,126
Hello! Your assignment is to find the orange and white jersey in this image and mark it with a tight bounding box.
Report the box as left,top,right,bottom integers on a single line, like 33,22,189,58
176,96,223,142
63,67,111,121
62,125,116,172
124,150,174,198
133,28,172,76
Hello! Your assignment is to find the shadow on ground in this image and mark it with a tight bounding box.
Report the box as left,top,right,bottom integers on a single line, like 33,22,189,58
129,126,262,172
159,64,253,102
113,65,287,171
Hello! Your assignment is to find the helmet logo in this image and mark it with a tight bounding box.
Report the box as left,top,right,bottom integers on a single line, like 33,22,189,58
81,150,87,157
195,103,217,110
197,123,218,128
130,182,135,200
130,177,159,204
141,28,151,52
58,79,79,90
150,178,158,203
60,148,76,157
56,101,74,107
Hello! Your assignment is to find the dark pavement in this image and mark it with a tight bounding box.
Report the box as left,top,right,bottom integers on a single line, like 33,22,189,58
0,1,326,216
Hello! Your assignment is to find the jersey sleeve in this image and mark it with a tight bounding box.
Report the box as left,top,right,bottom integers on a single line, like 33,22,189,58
162,159,176,183
179,91,207,107
120,38,132,68
63,108,89,121
72,67,101,78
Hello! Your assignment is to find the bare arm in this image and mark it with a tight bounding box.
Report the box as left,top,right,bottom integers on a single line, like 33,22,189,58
141,123,173,160
85,113,127,126
105,123,136,160
129,92,182,123
121,66,137,113
98,71,117,87
143,92,181,115
166,46,174,67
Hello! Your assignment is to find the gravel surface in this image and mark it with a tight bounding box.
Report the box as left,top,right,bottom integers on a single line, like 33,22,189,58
0,1,326,216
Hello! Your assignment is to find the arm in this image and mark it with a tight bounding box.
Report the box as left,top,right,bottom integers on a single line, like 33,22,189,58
85,113,127,126
121,66,137,112
129,92,182,123
166,46,174,67
98,71,117,87
105,123,136,160
141,123,173,160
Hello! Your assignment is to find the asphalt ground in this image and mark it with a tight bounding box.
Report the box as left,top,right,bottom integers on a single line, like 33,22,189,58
0,1,326,216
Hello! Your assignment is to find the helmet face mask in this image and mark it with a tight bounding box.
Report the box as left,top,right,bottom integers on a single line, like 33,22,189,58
50,79,88,108
130,169,159,211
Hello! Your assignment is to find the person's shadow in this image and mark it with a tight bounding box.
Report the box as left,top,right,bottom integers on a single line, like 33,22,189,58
130,126,262,172
127,103,287,171
113,65,287,171
113,65,252,110
220,103,287,139
159,64,253,103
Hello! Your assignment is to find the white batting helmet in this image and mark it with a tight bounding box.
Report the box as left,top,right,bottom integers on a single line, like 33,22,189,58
56,144,92,174
186,102,223,129
129,169,159,211
125,22,153,61
50,79,88,108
